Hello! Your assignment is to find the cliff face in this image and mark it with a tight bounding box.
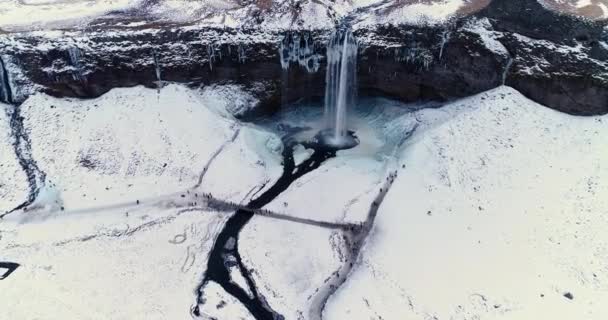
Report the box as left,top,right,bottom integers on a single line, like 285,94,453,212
0,0,606,115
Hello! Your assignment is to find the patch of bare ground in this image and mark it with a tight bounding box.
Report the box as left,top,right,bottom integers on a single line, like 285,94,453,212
540,0,608,20
457,0,492,16
379,0,491,19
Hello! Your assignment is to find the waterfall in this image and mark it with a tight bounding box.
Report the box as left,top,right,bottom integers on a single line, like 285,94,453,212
152,49,162,90
439,30,451,59
324,29,357,145
0,56,13,104
68,47,84,82
237,44,246,64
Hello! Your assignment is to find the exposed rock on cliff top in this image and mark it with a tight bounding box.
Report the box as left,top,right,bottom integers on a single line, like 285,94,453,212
0,0,606,115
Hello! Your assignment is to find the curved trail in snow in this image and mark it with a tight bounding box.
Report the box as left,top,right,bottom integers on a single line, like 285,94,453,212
308,123,419,320
306,169,398,320
193,127,241,189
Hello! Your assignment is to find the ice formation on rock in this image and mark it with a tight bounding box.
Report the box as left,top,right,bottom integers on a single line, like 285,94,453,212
394,45,434,69
439,30,451,59
279,32,321,73
237,44,246,64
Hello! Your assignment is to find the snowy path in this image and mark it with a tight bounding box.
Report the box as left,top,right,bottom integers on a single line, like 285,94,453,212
308,123,418,319
193,128,241,190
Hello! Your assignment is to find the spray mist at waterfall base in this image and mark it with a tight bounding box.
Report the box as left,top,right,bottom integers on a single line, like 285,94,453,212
312,129,359,151
253,97,427,157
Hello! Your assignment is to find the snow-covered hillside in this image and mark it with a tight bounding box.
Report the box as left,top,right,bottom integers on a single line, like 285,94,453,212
0,84,283,319
326,86,608,319
0,0,139,30
1,84,607,320
19,84,281,211
4,0,604,32
0,0,491,31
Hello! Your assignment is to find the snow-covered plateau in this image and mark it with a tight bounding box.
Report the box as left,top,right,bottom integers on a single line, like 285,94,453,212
0,0,482,31
0,83,606,320
0,0,605,32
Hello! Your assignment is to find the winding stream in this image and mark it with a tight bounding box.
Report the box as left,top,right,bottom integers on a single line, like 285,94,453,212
192,137,336,319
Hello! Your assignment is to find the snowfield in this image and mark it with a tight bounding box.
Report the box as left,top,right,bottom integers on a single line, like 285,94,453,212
0,0,492,31
0,0,139,30
0,84,282,319
325,86,608,320
19,84,280,210
1,84,607,320
0,0,605,32
1,207,229,320
352,0,470,28
239,216,345,320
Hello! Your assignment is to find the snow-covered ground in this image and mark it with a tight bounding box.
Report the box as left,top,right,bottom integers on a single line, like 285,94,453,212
196,281,255,319
325,86,608,320
0,0,139,30
0,84,283,319
236,98,416,319
19,84,280,211
260,98,419,224
2,84,607,320
0,0,605,32
239,216,345,319
1,206,229,320
352,0,472,28
0,103,28,213
0,0,491,31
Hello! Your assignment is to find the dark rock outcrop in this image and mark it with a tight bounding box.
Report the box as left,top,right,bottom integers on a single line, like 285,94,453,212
0,0,606,115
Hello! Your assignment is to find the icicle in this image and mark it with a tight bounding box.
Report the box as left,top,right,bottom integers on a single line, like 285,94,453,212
279,33,320,73
207,45,214,71
238,44,246,64
68,46,84,82
394,45,433,70
502,57,513,85
152,49,162,91
0,56,13,104
439,30,451,59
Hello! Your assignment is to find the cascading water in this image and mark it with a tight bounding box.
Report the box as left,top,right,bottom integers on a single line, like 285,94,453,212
152,49,162,90
0,56,12,104
68,47,85,82
319,29,358,149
